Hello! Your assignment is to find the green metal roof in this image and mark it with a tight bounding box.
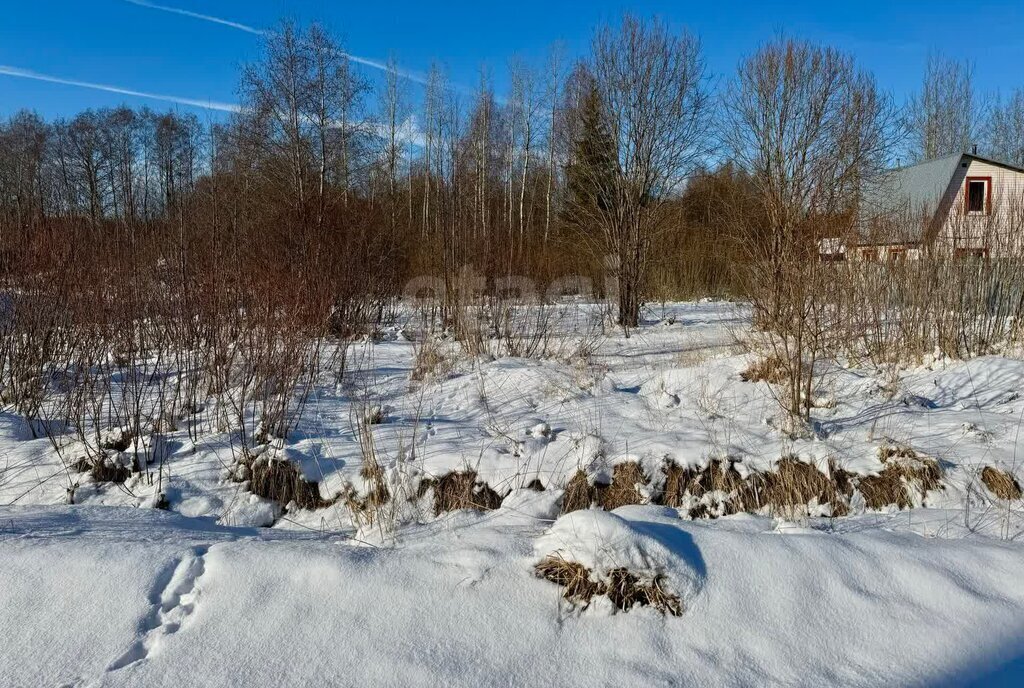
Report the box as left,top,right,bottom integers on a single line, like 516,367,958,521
859,152,1024,244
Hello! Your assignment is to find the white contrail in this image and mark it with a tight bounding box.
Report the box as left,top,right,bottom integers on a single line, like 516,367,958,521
120,0,431,85
341,54,430,86
0,64,429,145
122,0,265,35
0,65,240,112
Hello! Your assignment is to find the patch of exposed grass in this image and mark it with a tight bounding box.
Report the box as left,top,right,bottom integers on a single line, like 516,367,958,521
858,445,942,510
560,462,650,515
423,470,504,515
659,457,747,512
753,456,853,517
535,555,682,616
599,462,649,511
72,455,132,484
739,355,787,384
981,466,1022,500
570,448,942,521
245,457,332,511
341,461,393,526
560,470,597,514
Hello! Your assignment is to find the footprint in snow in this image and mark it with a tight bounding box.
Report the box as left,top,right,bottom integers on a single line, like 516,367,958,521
106,544,211,673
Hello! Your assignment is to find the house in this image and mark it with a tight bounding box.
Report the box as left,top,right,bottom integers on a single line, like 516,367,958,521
848,152,1024,261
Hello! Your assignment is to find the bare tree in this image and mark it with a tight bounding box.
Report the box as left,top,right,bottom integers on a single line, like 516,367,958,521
906,53,977,162
573,15,710,329
0,111,49,232
984,88,1024,166
723,37,898,420
510,57,541,241
543,44,564,244
421,63,444,234
377,56,408,229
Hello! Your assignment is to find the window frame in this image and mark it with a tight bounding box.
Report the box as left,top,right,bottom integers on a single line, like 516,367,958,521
964,176,992,215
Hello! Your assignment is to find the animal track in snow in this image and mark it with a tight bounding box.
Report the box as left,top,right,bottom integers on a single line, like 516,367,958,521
106,545,210,673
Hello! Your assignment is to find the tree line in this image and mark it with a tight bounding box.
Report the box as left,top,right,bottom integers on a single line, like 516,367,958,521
0,16,1021,329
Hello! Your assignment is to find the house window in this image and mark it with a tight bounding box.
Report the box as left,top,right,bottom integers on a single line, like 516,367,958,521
968,181,985,212
965,176,991,215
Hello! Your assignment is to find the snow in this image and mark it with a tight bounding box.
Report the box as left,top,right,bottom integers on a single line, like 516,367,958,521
3,300,1024,685
534,506,705,603
3,504,1024,686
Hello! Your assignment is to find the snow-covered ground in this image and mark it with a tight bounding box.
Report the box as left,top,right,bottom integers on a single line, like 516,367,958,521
3,300,1024,686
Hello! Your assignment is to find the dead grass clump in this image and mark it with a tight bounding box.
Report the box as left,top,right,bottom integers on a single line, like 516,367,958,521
658,458,748,514
599,462,649,511
754,457,852,517
535,555,682,616
858,445,943,510
559,462,650,514
410,339,452,382
606,568,683,616
99,428,133,453
427,470,504,515
247,458,331,511
72,456,132,484
588,453,936,519
360,460,391,508
659,457,854,518
535,555,605,606
659,460,689,507
342,462,393,525
981,466,1022,500
857,470,910,509
740,355,787,384
560,470,598,514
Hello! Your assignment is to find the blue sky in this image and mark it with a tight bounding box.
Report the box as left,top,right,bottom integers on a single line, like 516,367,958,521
2,0,1023,120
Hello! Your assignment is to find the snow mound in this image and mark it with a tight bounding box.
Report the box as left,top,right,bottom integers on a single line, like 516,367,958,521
534,507,705,602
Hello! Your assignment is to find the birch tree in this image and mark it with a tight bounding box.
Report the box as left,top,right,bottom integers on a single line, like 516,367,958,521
984,89,1024,166
906,54,976,162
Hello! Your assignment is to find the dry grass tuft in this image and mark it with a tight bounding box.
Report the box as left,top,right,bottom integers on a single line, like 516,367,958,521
599,462,649,511
341,460,393,526
605,568,683,616
559,462,650,514
426,470,504,515
535,555,682,616
360,459,391,508
658,458,748,516
72,456,132,484
858,445,943,510
857,470,909,509
754,456,852,517
740,355,787,384
581,450,941,520
659,460,690,507
660,457,854,518
410,339,453,382
535,555,605,606
246,457,331,511
560,470,598,514
981,466,1023,500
